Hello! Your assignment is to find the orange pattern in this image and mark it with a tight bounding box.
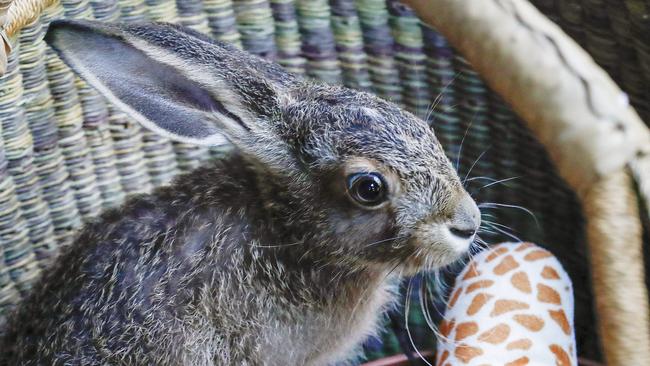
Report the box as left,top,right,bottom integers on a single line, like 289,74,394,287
513,314,545,332
494,255,519,275
478,324,510,344
455,322,479,341
490,299,529,316
506,338,532,350
485,246,509,262
467,293,493,316
537,283,562,305
505,356,530,366
542,266,561,279
454,344,483,363
511,271,532,293
466,280,494,294
549,309,571,335
549,344,572,366
435,242,576,366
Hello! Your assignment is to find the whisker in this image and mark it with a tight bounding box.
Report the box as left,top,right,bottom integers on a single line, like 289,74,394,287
247,241,301,248
476,176,520,191
413,271,469,349
483,221,522,242
423,271,450,320
469,240,487,255
479,202,539,227
464,176,498,184
425,71,462,124
431,268,449,294
381,257,407,284
419,277,439,333
405,278,434,366
455,119,474,172
364,234,409,248
463,146,492,184
483,220,518,233
478,225,499,234
475,235,489,247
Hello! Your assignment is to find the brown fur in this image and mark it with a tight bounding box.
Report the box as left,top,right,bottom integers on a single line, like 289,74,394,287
0,20,480,365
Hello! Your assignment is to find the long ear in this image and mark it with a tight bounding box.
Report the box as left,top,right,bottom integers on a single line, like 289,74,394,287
44,20,292,146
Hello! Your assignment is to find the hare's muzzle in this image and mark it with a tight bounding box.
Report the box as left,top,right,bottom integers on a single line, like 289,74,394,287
406,191,480,270
445,193,481,253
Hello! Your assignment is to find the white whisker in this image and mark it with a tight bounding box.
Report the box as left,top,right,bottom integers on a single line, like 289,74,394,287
425,71,462,124
364,235,409,248
479,202,539,227
476,176,520,191
405,278,434,366
463,147,491,184
464,176,498,184
483,221,522,242
247,241,301,248
455,120,474,172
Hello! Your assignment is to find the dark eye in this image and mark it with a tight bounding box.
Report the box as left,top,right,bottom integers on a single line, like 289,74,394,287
347,173,388,207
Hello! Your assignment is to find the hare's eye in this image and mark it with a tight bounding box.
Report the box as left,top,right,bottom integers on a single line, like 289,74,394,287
347,173,388,207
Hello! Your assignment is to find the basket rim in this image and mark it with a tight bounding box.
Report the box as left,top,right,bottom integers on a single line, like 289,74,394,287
402,0,650,196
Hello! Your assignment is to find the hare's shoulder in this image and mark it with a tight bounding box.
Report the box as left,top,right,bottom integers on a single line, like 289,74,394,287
0,182,249,362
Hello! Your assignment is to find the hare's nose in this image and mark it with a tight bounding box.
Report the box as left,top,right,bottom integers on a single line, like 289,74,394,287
449,226,476,239
449,194,480,240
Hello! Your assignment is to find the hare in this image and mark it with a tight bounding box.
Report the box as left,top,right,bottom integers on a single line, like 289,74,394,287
0,20,480,366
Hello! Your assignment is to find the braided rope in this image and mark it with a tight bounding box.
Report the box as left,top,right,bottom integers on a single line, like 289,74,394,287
0,0,59,74
402,0,650,195
4,0,57,37
0,0,13,74
631,155,650,231
583,169,650,366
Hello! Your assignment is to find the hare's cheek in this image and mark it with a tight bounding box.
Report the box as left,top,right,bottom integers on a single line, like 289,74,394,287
332,212,397,250
330,206,392,234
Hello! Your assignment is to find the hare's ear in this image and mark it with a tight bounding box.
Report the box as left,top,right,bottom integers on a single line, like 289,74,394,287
45,20,282,146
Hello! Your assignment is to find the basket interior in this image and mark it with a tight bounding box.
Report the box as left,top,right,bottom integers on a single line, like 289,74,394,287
2,0,649,362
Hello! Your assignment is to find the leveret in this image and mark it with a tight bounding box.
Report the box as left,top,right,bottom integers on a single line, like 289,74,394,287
1,20,480,365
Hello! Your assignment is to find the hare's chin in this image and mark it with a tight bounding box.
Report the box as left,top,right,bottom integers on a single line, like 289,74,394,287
398,247,466,276
399,225,474,274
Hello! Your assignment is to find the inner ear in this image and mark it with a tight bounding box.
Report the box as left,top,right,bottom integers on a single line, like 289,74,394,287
45,20,249,146
115,57,225,140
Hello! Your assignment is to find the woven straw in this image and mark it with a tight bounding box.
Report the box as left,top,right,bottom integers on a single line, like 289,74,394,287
0,1,648,365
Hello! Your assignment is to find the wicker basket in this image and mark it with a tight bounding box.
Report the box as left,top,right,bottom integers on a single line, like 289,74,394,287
0,1,648,365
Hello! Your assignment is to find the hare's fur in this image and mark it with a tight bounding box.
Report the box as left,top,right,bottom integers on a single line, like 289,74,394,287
3,155,397,365
1,21,479,365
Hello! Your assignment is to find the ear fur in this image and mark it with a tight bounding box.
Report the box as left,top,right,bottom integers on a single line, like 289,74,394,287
44,20,289,147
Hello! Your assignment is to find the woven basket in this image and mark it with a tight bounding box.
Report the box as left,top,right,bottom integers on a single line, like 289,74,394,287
0,1,648,365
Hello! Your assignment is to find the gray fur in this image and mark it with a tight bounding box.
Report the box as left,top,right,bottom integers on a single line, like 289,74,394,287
0,20,480,365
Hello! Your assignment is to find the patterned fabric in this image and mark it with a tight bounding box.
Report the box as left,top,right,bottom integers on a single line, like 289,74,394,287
437,242,576,366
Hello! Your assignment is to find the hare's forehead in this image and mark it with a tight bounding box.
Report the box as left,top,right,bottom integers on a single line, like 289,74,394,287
283,96,450,165
345,131,455,184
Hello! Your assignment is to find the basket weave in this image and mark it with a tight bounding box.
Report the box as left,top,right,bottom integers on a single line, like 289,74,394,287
0,1,649,365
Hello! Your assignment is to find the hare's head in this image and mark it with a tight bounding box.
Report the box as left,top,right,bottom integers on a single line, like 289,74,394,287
46,20,479,274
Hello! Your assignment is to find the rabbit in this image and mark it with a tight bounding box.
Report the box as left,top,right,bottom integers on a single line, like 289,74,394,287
0,20,480,366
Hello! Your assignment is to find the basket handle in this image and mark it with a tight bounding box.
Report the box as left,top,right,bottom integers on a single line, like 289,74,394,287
401,0,650,194
401,0,650,365
0,0,58,74
0,0,11,74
